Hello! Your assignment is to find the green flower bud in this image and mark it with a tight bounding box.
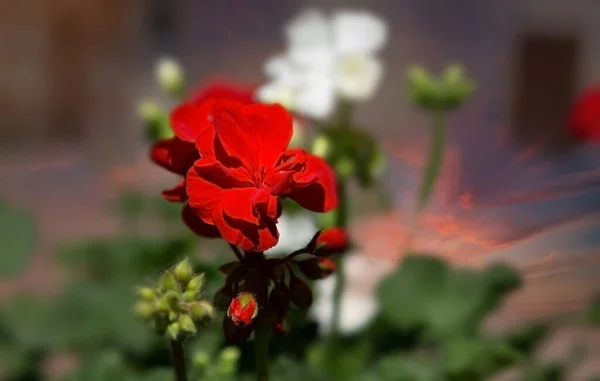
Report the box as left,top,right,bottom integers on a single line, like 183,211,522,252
158,272,178,292
155,58,184,97
186,274,206,292
167,322,181,341
190,301,214,322
178,315,197,334
134,301,154,320
163,290,181,310
440,64,474,109
136,287,156,302
154,298,170,315
174,258,193,285
182,290,198,303
168,310,179,322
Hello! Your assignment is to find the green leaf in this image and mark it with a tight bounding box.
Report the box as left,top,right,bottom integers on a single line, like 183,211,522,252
377,254,521,339
376,354,441,381
0,200,37,277
585,295,600,326
442,336,522,380
505,323,550,356
0,295,55,349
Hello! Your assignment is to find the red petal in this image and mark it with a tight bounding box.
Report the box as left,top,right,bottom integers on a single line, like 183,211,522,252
191,82,256,106
185,165,225,224
212,188,279,252
194,156,253,189
568,86,600,143
150,138,198,175
182,204,221,237
214,103,293,171
285,153,338,212
162,180,188,202
171,99,245,143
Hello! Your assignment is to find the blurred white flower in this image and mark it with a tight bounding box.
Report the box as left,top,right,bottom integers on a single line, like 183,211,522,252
257,9,387,119
265,212,317,257
310,253,395,335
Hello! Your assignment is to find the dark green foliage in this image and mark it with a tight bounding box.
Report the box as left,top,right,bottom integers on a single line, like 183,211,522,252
0,200,37,277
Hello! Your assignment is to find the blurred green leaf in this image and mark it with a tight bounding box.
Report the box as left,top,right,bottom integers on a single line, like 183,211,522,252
505,324,550,356
0,200,37,277
521,363,565,381
442,336,522,380
377,254,521,339
585,295,600,325
0,295,54,349
376,354,441,381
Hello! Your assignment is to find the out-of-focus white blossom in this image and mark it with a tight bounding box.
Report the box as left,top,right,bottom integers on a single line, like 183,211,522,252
257,9,387,119
310,253,395,335
265,212,317,257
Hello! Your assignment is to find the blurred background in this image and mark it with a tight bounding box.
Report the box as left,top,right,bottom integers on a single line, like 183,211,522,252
1,0,600,377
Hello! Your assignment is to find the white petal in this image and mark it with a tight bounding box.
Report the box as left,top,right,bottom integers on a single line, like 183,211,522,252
295,71,336,119
256,81,296,110
285,9,335,69
336,55,383,101
265,213,317,256
332,11,388,55
264,55,297,82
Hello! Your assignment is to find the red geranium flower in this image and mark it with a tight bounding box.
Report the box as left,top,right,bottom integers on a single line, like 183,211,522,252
150,83,255,235
567,85,600,143
175,100,337,252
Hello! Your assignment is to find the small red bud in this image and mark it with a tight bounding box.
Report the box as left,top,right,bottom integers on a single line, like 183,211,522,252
310,228,349,257
272,316,287,336
295,258,336,280
227,292,258,327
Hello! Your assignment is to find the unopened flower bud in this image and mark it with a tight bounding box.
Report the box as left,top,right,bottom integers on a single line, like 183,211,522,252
163,290,181,310
309,227,349,256
158,272,178,292
182,290,198,302
134,301,154,320
186,274,205,292
295,258,336,280
272,316,287,336
178,314,197,334
154,298,170,315
441,64,474,109
174,258,193,285
190,301,214,322
227,292,258,327
156,58,184,97
136,287,156,302
288,275,313,309
167,322,181,340
407,65,442,110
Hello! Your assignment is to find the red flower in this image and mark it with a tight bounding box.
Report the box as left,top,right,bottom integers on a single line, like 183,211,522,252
228,292,258,327
181,101,338,252
149,83,255,236
312,227,349,256
567,85,600,143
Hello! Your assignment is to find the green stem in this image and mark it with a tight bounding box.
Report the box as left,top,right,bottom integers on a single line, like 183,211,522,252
169,339,188,381
254,313,270,381
416,112,445,212
329,178,349,348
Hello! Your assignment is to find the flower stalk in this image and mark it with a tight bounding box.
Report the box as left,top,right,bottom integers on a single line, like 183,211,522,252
254,311,271,381
170,339,189,381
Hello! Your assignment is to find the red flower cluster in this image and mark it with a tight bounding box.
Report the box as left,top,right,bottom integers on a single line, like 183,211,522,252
150,83,338,251
567,85,600,143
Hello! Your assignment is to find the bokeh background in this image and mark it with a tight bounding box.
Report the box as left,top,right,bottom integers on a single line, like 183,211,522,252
1,0,600,376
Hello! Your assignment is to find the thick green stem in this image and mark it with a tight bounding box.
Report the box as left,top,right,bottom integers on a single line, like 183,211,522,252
254,313,270,381
416,112,445,212
329,179,349,347
169,340,188,381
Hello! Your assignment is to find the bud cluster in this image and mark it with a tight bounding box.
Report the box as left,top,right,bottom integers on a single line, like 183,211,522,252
407,64,474,111
217,227,349,342
134,258,214,341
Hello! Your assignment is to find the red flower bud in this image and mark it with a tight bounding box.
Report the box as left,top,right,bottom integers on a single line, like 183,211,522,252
272,315,287,336
227,292,258,327
310,228,349,256
295,258,336,280
288,275,313,309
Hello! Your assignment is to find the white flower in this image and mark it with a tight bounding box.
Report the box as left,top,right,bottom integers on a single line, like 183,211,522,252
257,9,387,119
310,253,394,335
265,212,317,257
